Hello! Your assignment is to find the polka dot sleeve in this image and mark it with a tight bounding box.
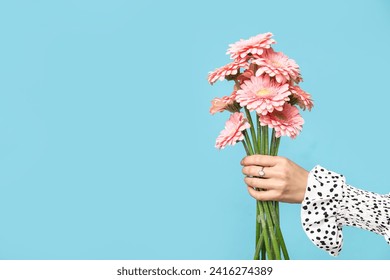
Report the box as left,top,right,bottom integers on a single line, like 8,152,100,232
301,165,390,256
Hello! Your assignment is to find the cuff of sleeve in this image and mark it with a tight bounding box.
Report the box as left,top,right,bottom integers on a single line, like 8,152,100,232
383,226,390,246
339,185,390,244
301,165,346,256
385,227,390,245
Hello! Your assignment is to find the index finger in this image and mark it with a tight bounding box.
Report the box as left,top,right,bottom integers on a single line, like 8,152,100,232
240,154,278,167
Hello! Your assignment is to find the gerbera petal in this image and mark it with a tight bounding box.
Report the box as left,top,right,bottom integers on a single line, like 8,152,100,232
215,112,250,149
259,103,304,139
208,60,248,85
253,49,302,83
227,32,276,61
290,85,314,111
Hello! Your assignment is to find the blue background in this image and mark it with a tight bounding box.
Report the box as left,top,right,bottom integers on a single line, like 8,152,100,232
0,0,389,260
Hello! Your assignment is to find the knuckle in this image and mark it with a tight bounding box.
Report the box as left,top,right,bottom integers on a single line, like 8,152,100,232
276,179,287,189
279,170,288,180
278,156,289,166
276,157,291,177
248,166,256,175
275,191,283,201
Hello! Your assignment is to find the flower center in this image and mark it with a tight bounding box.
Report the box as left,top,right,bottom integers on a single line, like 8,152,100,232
271,60,282,67
256,88,270,96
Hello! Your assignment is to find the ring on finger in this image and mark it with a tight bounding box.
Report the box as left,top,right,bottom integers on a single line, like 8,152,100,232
258,166,265,178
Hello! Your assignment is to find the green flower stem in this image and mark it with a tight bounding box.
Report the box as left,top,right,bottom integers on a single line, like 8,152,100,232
264,199,289,260
242,130,254,155
269,130,277,219
277,228,290,260
270,129,281,226
244,125,289,260
242,140,250,156
270,210,289,260
268,201,283,258
269,135,289,259
261,126,269,155
274,137,281,155
261,201,289,260
253,230,264,260
270,129,276,156
242,137,260,257
272,135,281,226
262,201,281,259
258,126,271,258
261,243,266,260
256,114,261,153
244,108,259,154
259,128,264,155
256,201,273,259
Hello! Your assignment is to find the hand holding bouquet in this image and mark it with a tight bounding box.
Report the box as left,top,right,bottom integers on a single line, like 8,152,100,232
208,33,313,260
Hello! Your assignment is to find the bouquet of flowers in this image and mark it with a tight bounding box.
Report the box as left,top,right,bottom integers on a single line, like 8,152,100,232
208,33,313,260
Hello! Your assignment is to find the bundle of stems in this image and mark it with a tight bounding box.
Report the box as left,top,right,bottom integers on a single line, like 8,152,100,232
241,108,290,260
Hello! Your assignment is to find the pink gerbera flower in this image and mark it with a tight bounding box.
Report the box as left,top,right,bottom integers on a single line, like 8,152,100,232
253,49,302,84
227,32,276,61
259,103,304,139
290,85,314,111
210,91,239,115
215,112,250,149
235,75,291,115
208,60,248,85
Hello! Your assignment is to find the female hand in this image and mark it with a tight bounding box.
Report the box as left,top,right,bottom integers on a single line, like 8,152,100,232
241,155,309,203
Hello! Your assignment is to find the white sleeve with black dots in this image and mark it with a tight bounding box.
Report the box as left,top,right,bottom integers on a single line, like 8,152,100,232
301,165,390,256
